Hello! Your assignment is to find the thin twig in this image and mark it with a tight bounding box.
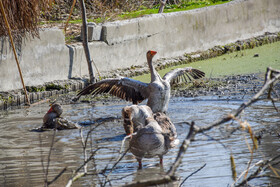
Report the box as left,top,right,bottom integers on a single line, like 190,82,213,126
233,154,280,187
80,128,88,173
65,123,105,186
103,148,130,186
179,163,206,187
64,0,77,33
47,167,67,185
167,122,196,176
66,148,102,187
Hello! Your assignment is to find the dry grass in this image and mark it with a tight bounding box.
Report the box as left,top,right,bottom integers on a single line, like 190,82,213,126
0,0,53,42
41,0,153,22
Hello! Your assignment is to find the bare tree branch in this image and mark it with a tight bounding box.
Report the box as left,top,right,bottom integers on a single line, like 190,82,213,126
234,154,280,187
66,148,102,187
79,0,95,83
158,0,167,13
47,167,67,186
103,148,130,186
167,121,196,176
80,128,88,173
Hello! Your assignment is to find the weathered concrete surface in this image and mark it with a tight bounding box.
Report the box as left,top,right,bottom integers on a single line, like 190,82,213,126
67,0,280,77
0,0,280,92
0,29,70,91
99,0,280,58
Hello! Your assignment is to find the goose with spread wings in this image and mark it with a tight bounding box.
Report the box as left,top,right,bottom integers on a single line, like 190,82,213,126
73,50,205,113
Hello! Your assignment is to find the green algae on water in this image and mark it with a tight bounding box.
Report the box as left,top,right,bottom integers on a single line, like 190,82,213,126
134,41,280,82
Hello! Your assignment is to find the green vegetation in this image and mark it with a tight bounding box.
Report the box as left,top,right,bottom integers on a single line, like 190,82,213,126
45,83,64,90
133,41,280,82
65,35,78,44
25,83,71,92
120,0,230,20
41,0,231,43
26,86,46,92
59,0,231,43
42,0,231,25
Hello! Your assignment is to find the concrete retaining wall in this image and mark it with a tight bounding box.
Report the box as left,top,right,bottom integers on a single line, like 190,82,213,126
0,29,70,91
1,0,280,92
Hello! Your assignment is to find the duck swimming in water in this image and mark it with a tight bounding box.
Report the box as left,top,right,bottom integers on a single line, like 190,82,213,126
74,50,205,113
33,103,80,131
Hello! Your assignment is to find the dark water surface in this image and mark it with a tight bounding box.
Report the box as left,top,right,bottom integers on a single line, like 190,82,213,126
0,96,279,186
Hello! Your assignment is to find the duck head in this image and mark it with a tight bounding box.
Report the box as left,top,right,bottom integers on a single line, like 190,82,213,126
47,103,63,117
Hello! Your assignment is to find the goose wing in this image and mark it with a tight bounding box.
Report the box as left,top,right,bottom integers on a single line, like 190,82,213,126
73,77,149,104
163,67,205,85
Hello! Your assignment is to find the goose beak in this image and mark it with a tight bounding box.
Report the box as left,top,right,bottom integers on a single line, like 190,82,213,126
150,50,157,56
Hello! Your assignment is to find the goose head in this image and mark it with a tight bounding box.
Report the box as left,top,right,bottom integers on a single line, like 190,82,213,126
146,50,157,63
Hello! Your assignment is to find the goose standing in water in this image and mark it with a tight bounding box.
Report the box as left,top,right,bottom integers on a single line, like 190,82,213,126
122,105,178,168
73,50,205,113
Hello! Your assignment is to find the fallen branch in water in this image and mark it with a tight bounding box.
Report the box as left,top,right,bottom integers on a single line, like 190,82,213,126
233,154,280,187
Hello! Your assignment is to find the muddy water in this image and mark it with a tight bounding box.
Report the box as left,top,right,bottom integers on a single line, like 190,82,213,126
0,96,279,187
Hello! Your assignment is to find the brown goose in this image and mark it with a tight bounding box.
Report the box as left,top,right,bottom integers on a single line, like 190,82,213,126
73,50,205,113
41,103,80,130
122,105,178,169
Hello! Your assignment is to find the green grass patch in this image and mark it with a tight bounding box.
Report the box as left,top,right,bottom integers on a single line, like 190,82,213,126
119,0,231,20
40,0,231,25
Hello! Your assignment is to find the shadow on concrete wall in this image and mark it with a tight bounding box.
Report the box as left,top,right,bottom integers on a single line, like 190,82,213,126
67,45,74,79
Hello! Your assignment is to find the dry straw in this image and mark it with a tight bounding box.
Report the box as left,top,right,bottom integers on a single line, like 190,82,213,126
0,0,53,42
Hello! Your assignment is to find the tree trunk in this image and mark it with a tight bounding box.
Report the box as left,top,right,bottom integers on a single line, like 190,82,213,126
79,0,95,84
158,0,167,13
